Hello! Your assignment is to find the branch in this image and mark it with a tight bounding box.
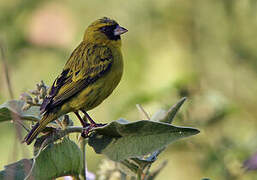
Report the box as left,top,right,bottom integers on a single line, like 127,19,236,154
79,138,87,180
0,41,14,99
35,126,84,146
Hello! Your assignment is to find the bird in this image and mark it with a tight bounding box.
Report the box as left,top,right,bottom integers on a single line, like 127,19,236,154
24,17,128,145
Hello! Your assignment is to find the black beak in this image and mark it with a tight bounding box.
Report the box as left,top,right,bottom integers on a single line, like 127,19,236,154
114,25,128,36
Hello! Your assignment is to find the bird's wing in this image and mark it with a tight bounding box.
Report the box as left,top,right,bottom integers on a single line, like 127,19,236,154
40,43,113,114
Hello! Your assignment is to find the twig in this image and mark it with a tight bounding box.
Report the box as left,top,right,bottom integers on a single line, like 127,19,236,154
35,126,84,146
27,102,42,106
0,41,26,164
24,139,48,180
121,159,139,174
80,138,87,180
146,160,168,180
137,168,142,180
0,42,14,99
142,164,151,180
136,104,150,120
120,171,127,180
14,119,30,132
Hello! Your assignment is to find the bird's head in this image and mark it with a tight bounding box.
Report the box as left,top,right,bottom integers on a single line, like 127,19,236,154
83,17,128,47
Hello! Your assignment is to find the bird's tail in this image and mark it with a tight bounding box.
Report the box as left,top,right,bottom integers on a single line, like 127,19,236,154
24,113,57,145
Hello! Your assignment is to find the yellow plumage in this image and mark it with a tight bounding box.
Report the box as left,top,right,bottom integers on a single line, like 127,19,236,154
24,17,127,145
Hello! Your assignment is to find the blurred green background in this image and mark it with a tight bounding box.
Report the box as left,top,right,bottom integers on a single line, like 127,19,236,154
1,0,257,179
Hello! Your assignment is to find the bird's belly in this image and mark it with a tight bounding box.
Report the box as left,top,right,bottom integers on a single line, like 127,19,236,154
63,67,122,112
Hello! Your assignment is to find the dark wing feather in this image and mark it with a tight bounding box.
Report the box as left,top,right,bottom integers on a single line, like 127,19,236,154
40,42,113,114
40,69,71,114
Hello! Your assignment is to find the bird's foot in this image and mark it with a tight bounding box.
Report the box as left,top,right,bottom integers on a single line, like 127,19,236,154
81,123,107,138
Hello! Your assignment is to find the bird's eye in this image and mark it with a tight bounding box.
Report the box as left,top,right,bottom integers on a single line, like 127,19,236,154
99,25,120,40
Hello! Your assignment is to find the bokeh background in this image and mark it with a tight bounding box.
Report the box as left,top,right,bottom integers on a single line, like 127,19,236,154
1,0,257,179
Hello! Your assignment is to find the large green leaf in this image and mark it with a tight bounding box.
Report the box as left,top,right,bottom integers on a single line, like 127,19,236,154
120,98,188,174
0,100,40,122
0,138,82,180
88,119,199,161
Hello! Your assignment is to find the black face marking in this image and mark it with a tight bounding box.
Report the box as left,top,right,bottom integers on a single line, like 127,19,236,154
99,25,121,41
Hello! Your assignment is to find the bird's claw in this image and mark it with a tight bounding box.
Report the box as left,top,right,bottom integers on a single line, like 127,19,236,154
81,123,107,138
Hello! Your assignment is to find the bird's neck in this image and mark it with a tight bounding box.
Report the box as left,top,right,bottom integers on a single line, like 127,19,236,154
84,34,122,48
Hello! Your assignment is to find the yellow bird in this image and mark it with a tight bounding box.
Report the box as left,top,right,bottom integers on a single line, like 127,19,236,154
24,17,127,145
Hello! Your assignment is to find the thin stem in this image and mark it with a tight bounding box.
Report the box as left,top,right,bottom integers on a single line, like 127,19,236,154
121,160,139,174
0,42,14,99
33,126,84,146
80,138,87,180
14,119,30,132
120,171,127,180
25,139,48,180
142,164,151,180
137,168,142,180
27,102,42,106
0,41,20,165
136,104,150,120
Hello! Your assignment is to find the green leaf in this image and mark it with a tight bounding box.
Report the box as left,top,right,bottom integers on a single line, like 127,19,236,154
0,159,32,180
126,98,187,169
159,97,187,124
150,109,167,122
88,119,199,161
0,100,40,122
0,138,82,180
